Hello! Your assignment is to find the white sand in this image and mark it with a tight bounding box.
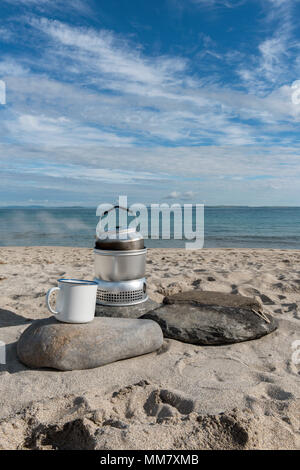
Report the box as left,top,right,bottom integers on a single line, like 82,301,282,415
0,247,299,449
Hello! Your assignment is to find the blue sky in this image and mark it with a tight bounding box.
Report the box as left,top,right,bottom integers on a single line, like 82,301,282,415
1,0,300,206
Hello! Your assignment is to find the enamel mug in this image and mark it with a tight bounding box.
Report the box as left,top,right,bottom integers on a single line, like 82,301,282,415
46,279,98,323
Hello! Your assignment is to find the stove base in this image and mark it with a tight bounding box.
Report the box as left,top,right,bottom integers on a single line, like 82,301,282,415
94,277,148,306
95,297,159,319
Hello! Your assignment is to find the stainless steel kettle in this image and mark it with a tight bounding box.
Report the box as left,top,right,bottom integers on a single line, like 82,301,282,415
94,205,147,282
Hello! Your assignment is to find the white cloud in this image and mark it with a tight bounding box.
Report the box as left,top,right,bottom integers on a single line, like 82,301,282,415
0,59,29,77
238,0,300,93
191,0,245,7
3,0,91,14
5,113,135,147
5,162,167,184
30,18,187,87
2,143,300,180
166,190,198,199
3,0,49,3
166,191,181,199
0,27,14,43
238,34,292,93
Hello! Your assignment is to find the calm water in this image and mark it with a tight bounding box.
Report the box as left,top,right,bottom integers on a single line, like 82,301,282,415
0,206,300,249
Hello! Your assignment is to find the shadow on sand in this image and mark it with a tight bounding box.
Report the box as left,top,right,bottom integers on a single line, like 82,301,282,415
0,307,33,328
0,308,33,373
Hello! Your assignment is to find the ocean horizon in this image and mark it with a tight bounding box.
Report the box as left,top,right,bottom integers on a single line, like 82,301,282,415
1,205,300,250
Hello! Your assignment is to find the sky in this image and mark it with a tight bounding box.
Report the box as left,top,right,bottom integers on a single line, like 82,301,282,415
0,0,300,206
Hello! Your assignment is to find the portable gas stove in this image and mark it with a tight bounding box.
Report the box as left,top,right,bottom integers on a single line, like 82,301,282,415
94,205,148,307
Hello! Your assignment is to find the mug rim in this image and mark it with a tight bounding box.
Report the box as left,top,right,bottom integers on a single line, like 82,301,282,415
58,278,98,286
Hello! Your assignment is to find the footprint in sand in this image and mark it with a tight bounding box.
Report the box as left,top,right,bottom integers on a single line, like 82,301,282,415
174,350,198,375
143,388,195,419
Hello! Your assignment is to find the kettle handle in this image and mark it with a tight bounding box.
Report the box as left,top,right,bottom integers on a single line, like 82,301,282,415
96,205,138,238
101,205,135,217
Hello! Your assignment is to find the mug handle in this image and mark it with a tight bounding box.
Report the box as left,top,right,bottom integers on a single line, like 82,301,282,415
46,287,60,315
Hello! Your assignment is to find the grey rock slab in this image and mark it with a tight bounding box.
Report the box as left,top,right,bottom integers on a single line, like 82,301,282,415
163,290,262,309
140,291,278,345
95,298,160,319
17,316,163,371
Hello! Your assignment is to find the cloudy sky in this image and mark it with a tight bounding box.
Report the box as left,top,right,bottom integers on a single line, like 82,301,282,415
1,0,300,206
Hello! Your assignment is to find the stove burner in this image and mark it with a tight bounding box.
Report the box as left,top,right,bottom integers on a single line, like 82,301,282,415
94,278,147,306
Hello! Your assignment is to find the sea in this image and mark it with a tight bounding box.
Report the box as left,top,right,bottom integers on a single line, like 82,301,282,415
0,206,300,250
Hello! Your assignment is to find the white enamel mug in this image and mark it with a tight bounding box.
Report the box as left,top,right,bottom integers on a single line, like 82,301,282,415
46,279,98,323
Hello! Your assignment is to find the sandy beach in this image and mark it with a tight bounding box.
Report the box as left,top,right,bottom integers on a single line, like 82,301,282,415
0,246,299,450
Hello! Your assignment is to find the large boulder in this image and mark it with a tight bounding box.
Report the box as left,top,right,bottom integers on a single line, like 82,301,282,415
140,291,278,345
17,316,163,371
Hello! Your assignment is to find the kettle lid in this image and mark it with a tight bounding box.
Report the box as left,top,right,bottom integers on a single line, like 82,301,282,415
95,229,144,250
95,204,145,251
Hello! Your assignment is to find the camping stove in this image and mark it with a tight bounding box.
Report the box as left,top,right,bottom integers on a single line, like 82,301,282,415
94,205,148,307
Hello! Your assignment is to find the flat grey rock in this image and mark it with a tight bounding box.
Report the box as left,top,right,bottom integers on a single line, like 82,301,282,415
163,290,263,309
95,298,160,319
140,291,278,345
17,316,163,371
